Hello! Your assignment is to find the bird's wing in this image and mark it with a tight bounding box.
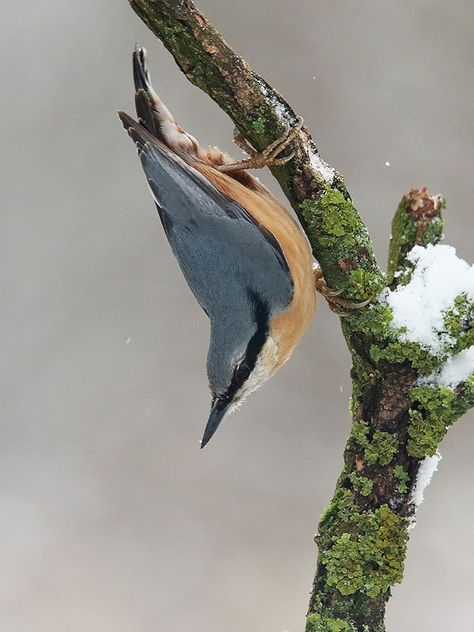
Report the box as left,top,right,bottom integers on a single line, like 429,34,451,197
118,112,294,319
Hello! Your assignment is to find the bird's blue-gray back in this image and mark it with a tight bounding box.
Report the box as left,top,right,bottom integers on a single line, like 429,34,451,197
139,143,294,322
137,141,294,392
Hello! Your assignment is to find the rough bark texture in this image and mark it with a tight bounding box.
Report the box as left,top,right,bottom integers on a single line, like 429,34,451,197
127,2,473,630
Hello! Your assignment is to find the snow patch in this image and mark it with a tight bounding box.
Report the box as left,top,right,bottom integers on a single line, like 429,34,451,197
411,452,442,507
255,79,287,122
383,244,474,355
309,149,336,184
421,346,474,388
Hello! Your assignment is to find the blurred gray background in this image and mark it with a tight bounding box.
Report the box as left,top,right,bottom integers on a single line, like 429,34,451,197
1,1,473,630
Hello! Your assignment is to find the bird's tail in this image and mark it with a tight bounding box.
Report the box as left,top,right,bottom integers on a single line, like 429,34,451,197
132,45,201,156
132,44,154,96
118,110,163,156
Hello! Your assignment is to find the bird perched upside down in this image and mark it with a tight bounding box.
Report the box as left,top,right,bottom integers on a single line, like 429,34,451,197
119,46,325,447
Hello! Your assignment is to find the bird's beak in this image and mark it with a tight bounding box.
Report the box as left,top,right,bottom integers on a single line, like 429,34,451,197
200,397,231,449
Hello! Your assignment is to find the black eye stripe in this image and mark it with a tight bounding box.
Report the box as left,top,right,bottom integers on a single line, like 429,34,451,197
223,362,250,401
220,291,269,403
234,362,251,381
244,289,269,372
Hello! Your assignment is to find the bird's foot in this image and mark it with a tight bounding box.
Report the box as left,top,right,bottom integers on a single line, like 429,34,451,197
314,266,371,315
218,117,303,173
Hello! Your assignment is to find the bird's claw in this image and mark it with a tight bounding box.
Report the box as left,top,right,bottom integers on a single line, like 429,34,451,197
219,116,303,173
314,266,372,315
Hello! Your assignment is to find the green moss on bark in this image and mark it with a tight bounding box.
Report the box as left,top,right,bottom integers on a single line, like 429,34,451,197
442,295,474,353
318,489,408,598
350,420,370,447
364,431,398,466
348,472,373,496
393,466,410,494
408,385,461,457
387,190,444,286
306,611,359,632
348,423,398,467
353,294,474,375
300,186,384,301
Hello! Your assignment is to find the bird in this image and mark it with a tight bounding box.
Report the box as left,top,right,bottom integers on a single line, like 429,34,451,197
118,46,327,447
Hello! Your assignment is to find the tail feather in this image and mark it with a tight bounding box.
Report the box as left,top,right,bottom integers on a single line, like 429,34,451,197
118,110,166,158
131,45,201,155
123,45,253,183
118,110,196,176
134,89,158,135
132,45,152,94
132,46,159,135
118,109,148,150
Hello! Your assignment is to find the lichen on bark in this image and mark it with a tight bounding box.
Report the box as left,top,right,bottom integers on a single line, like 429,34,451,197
387,187,444,287
300,186,384,301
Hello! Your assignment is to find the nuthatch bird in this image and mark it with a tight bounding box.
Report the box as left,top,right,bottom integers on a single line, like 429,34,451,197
119,47,354,447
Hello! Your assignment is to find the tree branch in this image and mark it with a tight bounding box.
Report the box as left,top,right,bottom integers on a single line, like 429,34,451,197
126,2,473,631
387,186,445,288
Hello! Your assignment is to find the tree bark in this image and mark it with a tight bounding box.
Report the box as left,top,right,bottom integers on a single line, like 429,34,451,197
127,2,474,630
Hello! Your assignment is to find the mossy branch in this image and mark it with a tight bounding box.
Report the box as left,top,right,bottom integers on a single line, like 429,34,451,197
387,186,445,288
127,2,473,631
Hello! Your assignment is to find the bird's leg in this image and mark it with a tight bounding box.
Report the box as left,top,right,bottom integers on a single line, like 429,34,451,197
218,117,303,173
314,265,371,315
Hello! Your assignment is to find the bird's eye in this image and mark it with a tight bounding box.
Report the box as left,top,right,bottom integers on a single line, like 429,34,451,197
234,362,251,383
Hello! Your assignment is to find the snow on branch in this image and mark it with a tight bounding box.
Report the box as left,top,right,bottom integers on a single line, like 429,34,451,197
422,346,474,389
410,451,442,524
383,244,474,356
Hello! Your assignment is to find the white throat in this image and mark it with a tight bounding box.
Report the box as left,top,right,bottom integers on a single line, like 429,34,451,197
228,336,280,414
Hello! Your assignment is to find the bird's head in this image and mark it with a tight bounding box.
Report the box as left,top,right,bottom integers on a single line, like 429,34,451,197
201,294,282,448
